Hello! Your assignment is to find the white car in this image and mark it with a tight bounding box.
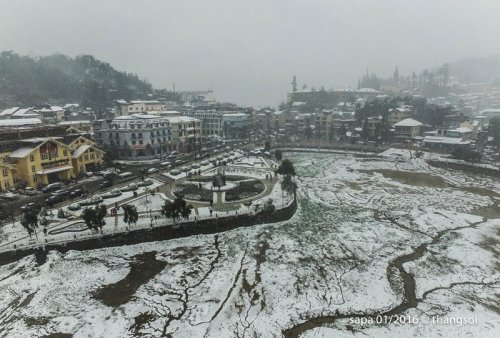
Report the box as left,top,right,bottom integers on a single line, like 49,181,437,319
147,168,159,174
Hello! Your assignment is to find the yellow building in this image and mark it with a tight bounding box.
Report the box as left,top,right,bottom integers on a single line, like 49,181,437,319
0,133,105,190
65,135,104,175
9,138,74,187
0,155,15,191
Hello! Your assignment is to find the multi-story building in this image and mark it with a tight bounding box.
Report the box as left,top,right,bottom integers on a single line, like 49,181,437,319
222,113,250,139
95,114,202,159
185,104,251,139
388,107,412,126
166,116,202,152
114,100,166,117
0,151,15,191
96,114,171,159
394,118,423,140
32,105,65,123
9,138,74,187
65,135,105,175
185,110,223,137
0,134,104,190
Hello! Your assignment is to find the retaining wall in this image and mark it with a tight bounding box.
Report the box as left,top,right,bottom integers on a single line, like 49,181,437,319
0,196,297,266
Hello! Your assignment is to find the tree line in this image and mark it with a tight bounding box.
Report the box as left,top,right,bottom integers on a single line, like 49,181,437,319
0,51,153,113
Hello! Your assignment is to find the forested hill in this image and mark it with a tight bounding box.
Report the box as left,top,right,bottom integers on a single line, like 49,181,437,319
0,51,153,111
448,55,500,85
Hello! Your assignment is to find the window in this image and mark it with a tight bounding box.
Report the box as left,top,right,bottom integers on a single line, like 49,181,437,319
139,140,143,145
41,152,48,160
131,133,136,139
132,140,136,145
30,154,35,162
2,169,7,177
31,165,36,173
90,154,94,160
84,155,89,161
33,177,37,183
63,150,67,156
138,133,143,138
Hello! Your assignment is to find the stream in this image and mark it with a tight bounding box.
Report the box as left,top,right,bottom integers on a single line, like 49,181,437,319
282,218,489,338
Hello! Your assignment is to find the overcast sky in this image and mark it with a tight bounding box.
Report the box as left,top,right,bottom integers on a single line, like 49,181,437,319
1,0,499,106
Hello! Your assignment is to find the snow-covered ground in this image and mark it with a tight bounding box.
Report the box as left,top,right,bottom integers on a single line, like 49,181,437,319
0,150,498,338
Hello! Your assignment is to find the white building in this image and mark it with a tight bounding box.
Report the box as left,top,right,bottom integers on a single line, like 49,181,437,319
0,107,41,119
165,116,202,152
95,114,172,159
94,114,202,159
114,100,166,117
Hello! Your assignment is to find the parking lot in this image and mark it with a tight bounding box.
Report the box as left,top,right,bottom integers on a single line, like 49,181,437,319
0,141,261,224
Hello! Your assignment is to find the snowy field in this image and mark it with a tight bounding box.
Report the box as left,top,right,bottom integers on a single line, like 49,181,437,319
0,151,499,338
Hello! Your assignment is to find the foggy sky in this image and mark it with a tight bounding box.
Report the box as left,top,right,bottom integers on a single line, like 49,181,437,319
1,0,499,106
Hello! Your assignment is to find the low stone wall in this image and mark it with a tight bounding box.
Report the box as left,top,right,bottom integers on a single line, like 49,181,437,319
278,147,382,158
278,143,390,153
427,160,500,179
0,196,297,266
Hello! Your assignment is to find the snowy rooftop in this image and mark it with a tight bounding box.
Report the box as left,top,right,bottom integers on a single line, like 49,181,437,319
72,145,91,159
58,120,92,125
394,118,423,127
166,116,200,123
423,136,473,145
0,118,42,127
114,114,162,120
20,137,62,143
449,127,473,133
35,165,73,175
0,107,21,116
9,147,34,158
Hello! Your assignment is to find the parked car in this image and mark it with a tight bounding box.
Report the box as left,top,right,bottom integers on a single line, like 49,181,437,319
103,172,117,181
52,189,70,196
45,194,64,206
68,203,81,211
42,182,63,193
120,183,138,192
20,202,41,213
138,179,154,187
24,187,38,196
80,195,103,206
147,168,159,174
99,180,113,190
70,189,85,198
101,189,122,199
0,192,19,201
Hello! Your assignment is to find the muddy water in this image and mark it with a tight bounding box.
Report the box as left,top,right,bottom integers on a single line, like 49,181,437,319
472,204,500,219
92,251,166,307
371,170,449,188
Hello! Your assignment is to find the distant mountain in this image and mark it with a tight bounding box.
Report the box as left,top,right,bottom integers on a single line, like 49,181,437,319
0,51,154,112
448,55,500,85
